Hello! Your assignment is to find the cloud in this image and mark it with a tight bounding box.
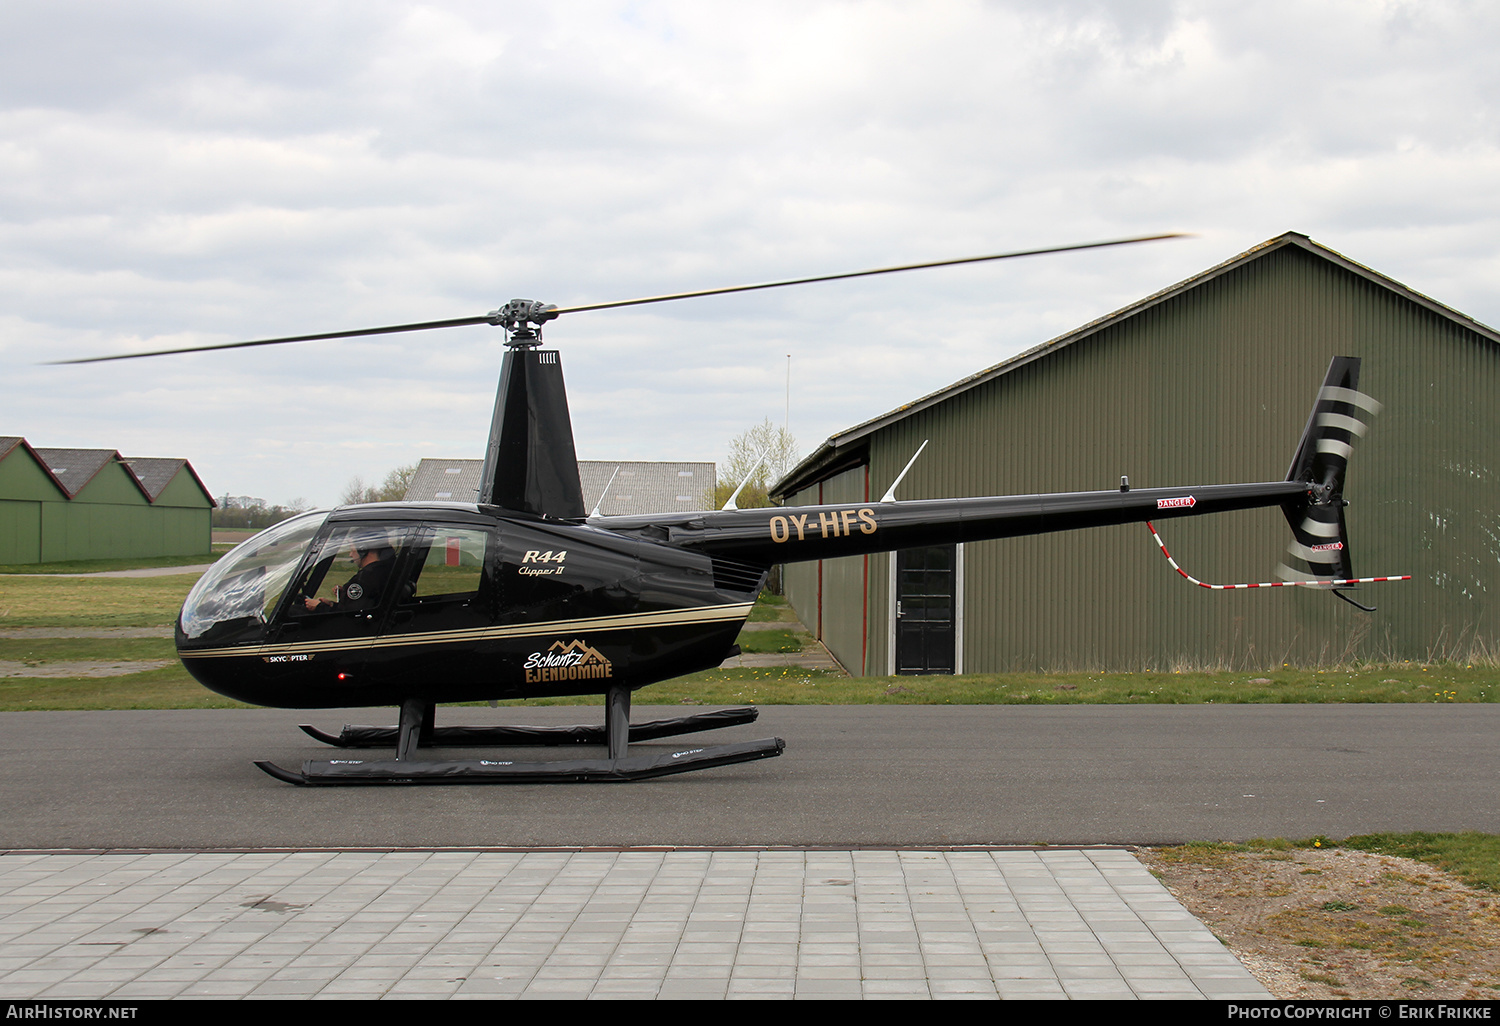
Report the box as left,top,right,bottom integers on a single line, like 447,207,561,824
1,1,1497,504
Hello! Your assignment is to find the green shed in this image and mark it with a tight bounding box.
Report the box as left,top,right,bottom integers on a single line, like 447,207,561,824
774,233,1500,673
0,438,67,564
0,439,215,564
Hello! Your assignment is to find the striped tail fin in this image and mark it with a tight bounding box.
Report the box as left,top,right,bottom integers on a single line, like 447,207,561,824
1279,356,1382,588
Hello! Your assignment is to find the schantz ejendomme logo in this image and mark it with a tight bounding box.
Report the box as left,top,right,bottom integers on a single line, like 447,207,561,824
523,640,613,683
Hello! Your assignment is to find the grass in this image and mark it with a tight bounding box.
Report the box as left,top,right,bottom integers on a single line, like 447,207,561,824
746,593,798,623
482,663,1500,709
1154,834,1500,895
0,547,229,575
1,571,1499,711
1343,832,1500,893
0,575,198,628
0,665,249,710
1151,832,1500,999
736,628,805,654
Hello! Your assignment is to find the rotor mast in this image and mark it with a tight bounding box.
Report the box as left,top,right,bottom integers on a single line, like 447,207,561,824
476,300,585,517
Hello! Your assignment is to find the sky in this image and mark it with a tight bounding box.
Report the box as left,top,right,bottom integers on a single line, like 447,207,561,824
2,1,1497,508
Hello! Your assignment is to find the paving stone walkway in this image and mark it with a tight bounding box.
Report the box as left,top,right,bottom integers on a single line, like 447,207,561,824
717,640,846,674
0,848,1267,1000
719,619,846,674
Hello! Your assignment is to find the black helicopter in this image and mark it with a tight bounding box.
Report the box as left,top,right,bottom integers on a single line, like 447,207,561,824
61,235,1400,785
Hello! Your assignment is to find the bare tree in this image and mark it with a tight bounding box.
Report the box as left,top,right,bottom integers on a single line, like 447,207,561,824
339,476,370,505
375,463,418,501
340,464,419,505
211,495,314,530
707,419,798,510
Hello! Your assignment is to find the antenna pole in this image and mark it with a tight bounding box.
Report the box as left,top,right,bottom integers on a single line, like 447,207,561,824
880,440,930,503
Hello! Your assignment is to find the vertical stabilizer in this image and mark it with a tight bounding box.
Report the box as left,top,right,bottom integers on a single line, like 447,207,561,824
477,348,585,518
1279,356,1382,586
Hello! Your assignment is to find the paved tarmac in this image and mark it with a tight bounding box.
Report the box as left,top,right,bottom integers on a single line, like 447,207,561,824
0,847,1267,1000
5,702,1492,1000
3,704,1496,849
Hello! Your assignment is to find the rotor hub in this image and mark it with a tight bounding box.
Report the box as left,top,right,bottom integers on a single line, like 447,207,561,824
487,299,559,347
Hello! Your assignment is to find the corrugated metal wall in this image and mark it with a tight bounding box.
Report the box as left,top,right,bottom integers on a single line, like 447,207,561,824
816,466,869,674
782,491,819,636
782,467,882,674
789,243,1500,672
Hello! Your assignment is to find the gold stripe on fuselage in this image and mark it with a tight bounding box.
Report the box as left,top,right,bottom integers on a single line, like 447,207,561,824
180,602,754,659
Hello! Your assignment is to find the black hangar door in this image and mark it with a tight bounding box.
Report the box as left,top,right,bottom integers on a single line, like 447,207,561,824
895,544,958,675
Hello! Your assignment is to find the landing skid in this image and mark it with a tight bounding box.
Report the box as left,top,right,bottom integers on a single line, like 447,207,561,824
256,689,784,785
298,705,762,748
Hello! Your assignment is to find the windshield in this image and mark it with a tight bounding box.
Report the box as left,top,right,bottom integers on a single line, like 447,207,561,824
180,511,330,640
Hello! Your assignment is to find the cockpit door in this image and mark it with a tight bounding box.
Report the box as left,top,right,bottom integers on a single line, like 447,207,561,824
368,523,499,685
269,522,419,680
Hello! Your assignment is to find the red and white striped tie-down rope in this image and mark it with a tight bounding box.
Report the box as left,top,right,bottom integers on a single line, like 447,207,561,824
1145,521,1411,590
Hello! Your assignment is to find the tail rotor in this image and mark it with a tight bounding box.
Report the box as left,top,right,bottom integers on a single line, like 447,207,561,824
1279,356,1386,604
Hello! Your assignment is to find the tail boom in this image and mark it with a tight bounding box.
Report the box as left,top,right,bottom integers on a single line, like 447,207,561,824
610,479,1310,566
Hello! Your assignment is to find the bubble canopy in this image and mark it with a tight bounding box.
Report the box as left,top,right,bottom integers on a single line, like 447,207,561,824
179,511,330,641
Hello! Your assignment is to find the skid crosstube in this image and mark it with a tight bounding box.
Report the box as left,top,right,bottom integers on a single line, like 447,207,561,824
299,706,761,748
255,736,786,785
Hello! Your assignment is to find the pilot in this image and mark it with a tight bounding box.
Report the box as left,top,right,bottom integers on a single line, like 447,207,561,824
304,531,397,613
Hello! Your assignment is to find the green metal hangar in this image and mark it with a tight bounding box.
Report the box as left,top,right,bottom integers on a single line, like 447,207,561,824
772,232,1499,675
0,438,215,564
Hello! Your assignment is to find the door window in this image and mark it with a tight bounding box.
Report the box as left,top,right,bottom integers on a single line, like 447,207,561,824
405,527,491,602
896,544,956,675
289,523,416,618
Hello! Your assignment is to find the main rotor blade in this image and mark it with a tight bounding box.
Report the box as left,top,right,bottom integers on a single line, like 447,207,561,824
50,232,1188,365
48,314,494,365
553,233,1190,315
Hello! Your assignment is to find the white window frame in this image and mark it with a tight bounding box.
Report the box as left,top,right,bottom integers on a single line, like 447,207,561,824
888,542,963,675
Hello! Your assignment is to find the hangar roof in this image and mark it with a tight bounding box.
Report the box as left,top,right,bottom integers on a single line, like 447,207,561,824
404,459,484,504
121,457,216,505
4,441,213,505
577,461,714,516
31,448,145,500
774,231,1500,499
